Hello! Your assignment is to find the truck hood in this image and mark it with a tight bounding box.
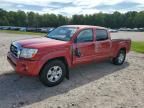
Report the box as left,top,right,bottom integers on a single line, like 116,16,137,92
16,37,69,48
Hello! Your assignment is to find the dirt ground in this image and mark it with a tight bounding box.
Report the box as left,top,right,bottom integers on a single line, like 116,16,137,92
0,32,144,108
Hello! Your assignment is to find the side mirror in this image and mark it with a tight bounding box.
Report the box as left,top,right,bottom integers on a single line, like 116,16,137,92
73,37,81,57
75,48,81,57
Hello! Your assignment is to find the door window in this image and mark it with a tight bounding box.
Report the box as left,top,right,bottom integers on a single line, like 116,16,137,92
76,29,93,43
96,29,108,41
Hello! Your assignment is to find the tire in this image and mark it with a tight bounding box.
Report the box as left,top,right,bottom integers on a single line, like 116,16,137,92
112,49,126,65
39,60,66,87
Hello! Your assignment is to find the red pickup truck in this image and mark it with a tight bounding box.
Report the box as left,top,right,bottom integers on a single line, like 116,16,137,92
7,25,131,86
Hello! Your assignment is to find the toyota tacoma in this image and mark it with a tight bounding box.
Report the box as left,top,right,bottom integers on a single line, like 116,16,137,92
7,25,131,87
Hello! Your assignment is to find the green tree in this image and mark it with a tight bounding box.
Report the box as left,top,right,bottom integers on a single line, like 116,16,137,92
0,8,144,28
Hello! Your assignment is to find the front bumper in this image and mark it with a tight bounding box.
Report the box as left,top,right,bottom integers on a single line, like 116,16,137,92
7,52,41,76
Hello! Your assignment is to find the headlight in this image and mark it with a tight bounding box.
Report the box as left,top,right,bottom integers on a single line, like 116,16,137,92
20,48,38,58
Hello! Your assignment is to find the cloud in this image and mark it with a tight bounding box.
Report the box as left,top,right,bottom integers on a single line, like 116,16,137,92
16,4,44,11
93,1,144,13
0,2,44,11
95,1,141,10
0,0,144,16
48,2,76,8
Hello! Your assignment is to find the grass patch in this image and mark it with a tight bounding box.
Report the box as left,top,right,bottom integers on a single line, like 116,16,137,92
131,41,144,53
0,30,46,35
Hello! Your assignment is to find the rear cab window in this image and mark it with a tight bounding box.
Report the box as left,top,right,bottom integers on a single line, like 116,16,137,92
95,29,108,41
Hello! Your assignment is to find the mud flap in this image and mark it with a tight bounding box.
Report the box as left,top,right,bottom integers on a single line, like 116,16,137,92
66,67,69,80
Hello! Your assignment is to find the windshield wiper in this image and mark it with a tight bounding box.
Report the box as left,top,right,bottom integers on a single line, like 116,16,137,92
48,37,66,41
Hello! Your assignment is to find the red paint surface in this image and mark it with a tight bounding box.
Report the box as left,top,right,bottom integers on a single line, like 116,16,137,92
7,25,131,76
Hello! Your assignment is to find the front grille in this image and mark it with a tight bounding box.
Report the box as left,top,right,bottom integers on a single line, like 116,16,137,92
10,44,19,57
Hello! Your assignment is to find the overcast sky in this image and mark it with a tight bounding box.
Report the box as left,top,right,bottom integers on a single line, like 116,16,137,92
1,0,144,16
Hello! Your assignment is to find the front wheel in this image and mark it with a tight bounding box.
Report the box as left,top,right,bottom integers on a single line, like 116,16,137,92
112,49,126,65
39,60,66,87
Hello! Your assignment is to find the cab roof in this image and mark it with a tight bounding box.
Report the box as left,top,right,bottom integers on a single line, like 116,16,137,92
61,25,107,29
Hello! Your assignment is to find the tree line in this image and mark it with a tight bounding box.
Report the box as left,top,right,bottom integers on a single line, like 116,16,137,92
0,8,144,28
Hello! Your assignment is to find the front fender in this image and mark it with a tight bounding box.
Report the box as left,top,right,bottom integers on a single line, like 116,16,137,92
39,50,72,70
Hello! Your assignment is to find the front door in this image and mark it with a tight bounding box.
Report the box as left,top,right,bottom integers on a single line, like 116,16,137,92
72,29,95,64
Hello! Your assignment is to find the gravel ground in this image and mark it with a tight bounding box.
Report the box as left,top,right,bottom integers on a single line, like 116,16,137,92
0,32,144,108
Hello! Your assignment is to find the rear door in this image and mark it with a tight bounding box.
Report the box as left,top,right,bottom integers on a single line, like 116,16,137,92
95,29,111,59
72,29,95,64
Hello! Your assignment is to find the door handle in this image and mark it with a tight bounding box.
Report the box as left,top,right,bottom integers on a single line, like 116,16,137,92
96,43,102,48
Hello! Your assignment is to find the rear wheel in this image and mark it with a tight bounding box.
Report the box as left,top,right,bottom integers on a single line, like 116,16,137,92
39,60,66,87
112,49,126,65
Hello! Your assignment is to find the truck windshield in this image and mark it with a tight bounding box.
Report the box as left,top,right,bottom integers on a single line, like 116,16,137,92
47,27,77,41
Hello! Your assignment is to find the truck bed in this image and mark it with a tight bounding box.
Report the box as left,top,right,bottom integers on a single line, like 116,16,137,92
111,38,131,57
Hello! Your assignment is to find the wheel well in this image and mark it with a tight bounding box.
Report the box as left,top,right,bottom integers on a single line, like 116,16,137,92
39,57,69,79
120,47,126,52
